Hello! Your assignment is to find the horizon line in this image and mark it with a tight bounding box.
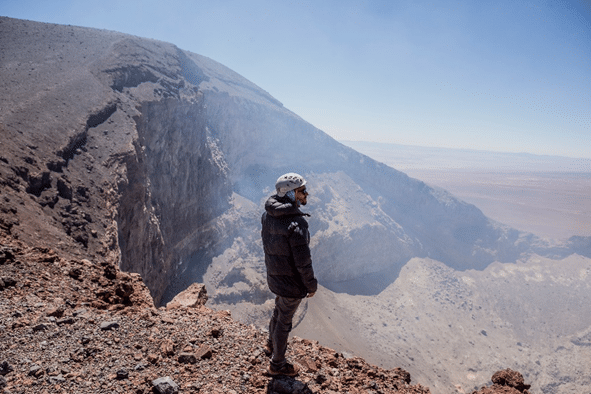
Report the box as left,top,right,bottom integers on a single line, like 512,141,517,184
338,139,591,161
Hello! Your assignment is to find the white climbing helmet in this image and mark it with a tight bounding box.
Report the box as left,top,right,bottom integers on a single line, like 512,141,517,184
275,173,306,197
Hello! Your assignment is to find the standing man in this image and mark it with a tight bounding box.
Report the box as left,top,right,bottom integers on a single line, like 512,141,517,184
261,172,318,377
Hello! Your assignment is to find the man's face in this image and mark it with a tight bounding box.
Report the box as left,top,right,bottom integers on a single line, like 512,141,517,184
295,186,308,206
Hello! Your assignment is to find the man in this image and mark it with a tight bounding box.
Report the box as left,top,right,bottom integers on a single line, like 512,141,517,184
261,172,318,377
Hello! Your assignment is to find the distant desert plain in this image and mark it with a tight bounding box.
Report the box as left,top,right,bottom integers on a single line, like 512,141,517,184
341,141,591,241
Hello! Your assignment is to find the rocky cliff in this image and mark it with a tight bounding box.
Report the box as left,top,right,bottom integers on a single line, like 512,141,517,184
0,17,235,306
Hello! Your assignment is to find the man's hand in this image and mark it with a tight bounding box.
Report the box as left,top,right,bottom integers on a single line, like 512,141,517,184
307,292,316,298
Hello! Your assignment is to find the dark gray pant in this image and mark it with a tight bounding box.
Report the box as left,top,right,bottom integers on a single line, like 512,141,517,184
268,295,302,368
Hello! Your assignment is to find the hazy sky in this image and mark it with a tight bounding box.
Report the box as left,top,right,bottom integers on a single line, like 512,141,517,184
3,0,590,158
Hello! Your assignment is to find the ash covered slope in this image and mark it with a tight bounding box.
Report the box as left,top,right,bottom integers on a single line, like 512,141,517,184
292,255,591,393
0,16,541,305
191,47,531,273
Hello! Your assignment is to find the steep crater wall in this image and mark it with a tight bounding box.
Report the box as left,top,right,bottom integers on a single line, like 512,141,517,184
116,96,232,305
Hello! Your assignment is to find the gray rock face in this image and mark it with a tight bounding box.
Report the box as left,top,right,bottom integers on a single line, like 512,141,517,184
116,95,232,304
152,376,179,394
0,361,13,376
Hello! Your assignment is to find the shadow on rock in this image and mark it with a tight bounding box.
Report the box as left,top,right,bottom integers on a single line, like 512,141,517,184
267,376,314,394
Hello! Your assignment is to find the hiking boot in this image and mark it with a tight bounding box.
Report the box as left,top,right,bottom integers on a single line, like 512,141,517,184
268,362,300,377
264,342,273,358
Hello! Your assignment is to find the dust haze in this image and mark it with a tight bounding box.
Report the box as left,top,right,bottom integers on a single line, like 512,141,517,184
342,140,591,240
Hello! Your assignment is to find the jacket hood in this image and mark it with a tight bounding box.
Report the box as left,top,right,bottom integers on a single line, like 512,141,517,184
265,195,308,218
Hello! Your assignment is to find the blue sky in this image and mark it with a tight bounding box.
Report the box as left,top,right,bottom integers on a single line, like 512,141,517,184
2,0,590,158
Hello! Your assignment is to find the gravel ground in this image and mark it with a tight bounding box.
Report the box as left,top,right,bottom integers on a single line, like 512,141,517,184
0,235,431,394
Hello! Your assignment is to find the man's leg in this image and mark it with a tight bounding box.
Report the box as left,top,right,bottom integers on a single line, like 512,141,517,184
270,296,302,369
266,297,279,357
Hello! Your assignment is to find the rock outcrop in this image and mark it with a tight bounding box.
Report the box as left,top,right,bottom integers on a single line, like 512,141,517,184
165,283,208,310
471,369,532,394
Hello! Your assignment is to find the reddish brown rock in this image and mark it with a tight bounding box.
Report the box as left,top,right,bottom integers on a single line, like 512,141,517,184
299,356,319,373
195,344,213,360
147,354,160,364
471,369,531,394
46,305,65,317
492,369,531,392
160,339,175,357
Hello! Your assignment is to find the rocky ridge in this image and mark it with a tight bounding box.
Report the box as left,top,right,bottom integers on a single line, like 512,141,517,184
0,233,432,394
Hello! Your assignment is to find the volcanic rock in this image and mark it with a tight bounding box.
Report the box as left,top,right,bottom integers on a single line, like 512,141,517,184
152,376,179,394
471,369,532,394
0,361,13,376
165,283,208,310
116,368,129,380
99,321,120,330
178,353,198,364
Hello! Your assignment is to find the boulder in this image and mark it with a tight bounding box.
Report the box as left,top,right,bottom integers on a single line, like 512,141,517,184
152,376,179,394
165,283,207,310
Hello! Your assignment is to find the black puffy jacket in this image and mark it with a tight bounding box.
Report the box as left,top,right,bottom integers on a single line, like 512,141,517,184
261,194,318,298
